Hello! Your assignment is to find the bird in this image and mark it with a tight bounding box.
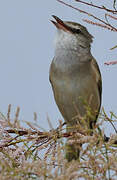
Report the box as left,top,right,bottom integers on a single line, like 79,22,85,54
49,15,102,161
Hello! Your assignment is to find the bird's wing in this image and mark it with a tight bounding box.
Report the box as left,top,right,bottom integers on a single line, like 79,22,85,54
89,58,102,128
50,57,102,103
91,57,102,106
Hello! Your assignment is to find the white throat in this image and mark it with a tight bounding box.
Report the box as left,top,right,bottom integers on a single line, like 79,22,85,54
54,29,78,52
53,29,92,68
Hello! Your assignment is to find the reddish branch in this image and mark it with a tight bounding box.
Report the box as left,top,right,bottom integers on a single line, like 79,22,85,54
1,128,116,148
0,107,117,157
75,0,117,14
105,13,117,20
6,129,73,138
104,60,117,65
83,19,117,32
57,0,117,32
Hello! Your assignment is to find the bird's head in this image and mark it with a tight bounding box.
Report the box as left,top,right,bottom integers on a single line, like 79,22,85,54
51,15,93,51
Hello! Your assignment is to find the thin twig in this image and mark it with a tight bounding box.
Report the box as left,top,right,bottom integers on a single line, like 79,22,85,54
75,0,117,14
105,13,117,20
7,104,11,122
102,108,117,134
83,19,116,32
14,107,20,126
57,0,117,31
104,60,117,65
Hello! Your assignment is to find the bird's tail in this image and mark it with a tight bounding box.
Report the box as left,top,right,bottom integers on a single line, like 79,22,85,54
65,124,81,162
65,143,81,162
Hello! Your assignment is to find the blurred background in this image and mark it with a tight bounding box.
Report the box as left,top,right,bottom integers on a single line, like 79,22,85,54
0,0,116,135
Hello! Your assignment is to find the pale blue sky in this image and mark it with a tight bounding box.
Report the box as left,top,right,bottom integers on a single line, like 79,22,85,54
0,0,116,135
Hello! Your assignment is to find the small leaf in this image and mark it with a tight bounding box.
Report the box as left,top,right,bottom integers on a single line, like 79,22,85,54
110,45,117,50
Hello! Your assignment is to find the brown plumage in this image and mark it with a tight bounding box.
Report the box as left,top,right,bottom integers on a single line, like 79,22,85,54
50,16,102,161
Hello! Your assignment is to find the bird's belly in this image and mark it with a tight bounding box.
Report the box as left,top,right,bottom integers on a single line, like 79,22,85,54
52,76,100,126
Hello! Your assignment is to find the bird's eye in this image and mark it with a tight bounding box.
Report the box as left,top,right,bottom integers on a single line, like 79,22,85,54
67,26,82,34
76,29,81,33
71,28,82,34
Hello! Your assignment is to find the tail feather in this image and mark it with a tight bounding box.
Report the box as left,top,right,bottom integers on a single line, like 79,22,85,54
65,143,81,162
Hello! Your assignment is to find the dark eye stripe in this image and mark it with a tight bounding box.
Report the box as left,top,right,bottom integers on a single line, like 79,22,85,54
72,28,81,33
67,26,82,34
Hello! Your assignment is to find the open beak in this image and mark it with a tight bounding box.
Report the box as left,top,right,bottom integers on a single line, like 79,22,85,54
51,15,70,32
